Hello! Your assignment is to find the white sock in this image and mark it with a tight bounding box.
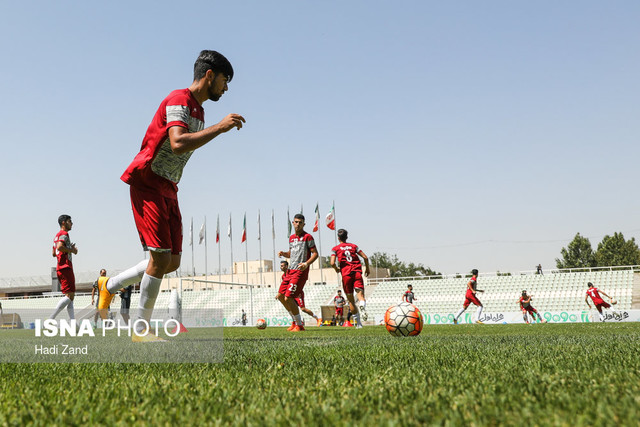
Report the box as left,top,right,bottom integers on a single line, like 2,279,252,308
67,300,75,320
454,307,465,321
50,296,71,319
353,313,361,326
312,314,319,320
476,306,483,320
293,314,302,326
135,273,163,331
107,259,149,293
360,300,366,309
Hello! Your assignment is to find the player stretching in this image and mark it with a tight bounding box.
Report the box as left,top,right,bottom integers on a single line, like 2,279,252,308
330,229,371,326
519,290,545,324
403,284,417,304
453,269,485,324
50,215,78,321
103,50,244,342
277,214,318,332
279,261,321,327
91,269,107,326
586,282,617,322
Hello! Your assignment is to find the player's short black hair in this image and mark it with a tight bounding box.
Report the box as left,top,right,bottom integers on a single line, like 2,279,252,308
587,282,593,287
194,50,234,82
337,289,342,293
471,269,479,276
337,229,348,241
408,284,413,289
522,290,527,294
58,214,71,226
280,260,289,266
294,213,305,222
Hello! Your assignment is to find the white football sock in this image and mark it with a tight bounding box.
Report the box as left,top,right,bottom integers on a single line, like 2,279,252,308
293,314,302,326
107,259,149,293
353,313,361,326
312,314,319,320
50,296,71,319
454,307,465,321
476,306,483,321
135,273,163,332
66,300,75,320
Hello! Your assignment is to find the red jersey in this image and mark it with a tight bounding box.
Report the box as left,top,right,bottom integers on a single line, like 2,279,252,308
53,230,73,271
331,242,362,275
519,296,531,309
288,232,315,270
403,291,416,303
121,89,205,199
586,287,605,304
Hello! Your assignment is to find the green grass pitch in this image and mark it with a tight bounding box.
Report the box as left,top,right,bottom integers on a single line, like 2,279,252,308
1,323,639,425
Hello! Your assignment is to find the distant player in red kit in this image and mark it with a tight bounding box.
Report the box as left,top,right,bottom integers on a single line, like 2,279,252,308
278,261,321,327
585,282,617,322
50,215,78,320
330,229,371,328
403,284,417,304
519,290,545,324
453,269,485,324
333,290,347,326
277,214,318,331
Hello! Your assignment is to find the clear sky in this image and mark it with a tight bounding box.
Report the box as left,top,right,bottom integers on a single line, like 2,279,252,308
1,1,639,279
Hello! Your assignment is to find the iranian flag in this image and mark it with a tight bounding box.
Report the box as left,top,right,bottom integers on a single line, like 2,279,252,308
326,204,336,230
313,203,319,232
216,215,220,243
241,213,247,243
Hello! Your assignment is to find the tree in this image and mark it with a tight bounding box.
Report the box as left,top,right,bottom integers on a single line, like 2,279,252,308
556,233,596,269
595,232,640,267
370,252,440,277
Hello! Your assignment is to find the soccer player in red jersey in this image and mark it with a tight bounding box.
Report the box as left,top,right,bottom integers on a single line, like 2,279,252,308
103,50,245,342
279,261,321,327
518,290,545,324
50,215,78,320
403,284,417,304
585,282,616,322
277,214,318,331
330,229,370,328
453,269,485,324
333,290,347,326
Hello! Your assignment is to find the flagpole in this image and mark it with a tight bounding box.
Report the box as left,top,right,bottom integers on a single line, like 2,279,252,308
217,215,221,284
190,217,195,276
272,209,277,287
244,212,249,285
229,213,234,284
204,216,208,279
314,203,324,285
258,210,263,285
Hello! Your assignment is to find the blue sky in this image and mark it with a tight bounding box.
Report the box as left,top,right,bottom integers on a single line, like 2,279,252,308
1,1,639,278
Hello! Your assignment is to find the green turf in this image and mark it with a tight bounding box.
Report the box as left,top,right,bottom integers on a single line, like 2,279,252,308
1,323,639,426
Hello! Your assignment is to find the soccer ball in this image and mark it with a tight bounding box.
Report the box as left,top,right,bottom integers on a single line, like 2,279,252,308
384,303,423,337
256,319,267,329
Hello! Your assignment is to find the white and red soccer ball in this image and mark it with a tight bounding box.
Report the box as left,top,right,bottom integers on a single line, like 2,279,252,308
384,303,423,336
256,318,267,329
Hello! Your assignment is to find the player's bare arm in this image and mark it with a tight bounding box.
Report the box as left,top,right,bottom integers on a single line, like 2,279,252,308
359,250,371,276
278,250,290,258
56,241,77,255
330,254,340,273
169,114,245,155
585,296,591,308
299,247,319,271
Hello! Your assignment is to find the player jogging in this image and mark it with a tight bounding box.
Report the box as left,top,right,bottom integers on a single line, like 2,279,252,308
330,229,370,327
49,215,78,320
403,284,417,304
453,269,485,325
585,282,617,322
102,50,245,342
519,290,545,324
277,214,318,332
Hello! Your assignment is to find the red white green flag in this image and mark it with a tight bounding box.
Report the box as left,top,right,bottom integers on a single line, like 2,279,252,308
313,203,320,232
241,213,247,243
326,203,335,230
